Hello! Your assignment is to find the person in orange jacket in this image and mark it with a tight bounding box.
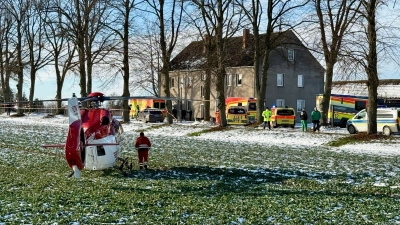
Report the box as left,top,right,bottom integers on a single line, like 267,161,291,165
135,132,152,170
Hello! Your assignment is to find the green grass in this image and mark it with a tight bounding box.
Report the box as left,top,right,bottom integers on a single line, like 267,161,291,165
327,133,392,147
1,121,400,224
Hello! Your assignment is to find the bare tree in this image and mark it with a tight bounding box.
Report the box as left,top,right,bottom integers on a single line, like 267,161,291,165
237,0,310,123
57,0,88,99
43,0,77,114
184,2,218,122
129,27,163,96
4,0,30,115
192,0,244,126
339,0,399,134
106,0,136,123
312,0,362,125
58,0,113,100
141,0,184,124
24,0,53,107
0,9,17,103
361,0,380,134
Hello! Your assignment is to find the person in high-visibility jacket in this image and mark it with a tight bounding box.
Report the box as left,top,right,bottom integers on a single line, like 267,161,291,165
262,107,272,130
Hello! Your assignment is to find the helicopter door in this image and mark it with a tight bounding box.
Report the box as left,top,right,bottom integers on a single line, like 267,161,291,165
85,146,99,170
84,136,119,170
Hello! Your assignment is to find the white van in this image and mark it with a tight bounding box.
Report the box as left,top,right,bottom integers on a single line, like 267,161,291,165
346,108,400,135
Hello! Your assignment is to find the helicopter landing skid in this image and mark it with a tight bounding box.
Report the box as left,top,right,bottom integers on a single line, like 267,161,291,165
67,171,75,178
116,157,131,176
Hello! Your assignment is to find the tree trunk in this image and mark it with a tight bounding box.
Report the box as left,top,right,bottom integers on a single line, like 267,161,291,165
122,13,131,123
29,67,36,109
16,22,24,115
365,0,378,135
321,63,334,125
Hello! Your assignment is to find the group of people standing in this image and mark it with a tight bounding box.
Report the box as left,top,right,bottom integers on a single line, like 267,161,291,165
300,107,321,132
172,107,192,121
261,106,322,132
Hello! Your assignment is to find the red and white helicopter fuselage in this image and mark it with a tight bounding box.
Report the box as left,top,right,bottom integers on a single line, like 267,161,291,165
46,93,123,178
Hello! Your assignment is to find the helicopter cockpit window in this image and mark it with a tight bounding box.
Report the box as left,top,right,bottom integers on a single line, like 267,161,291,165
97,146,106,156
101,116,110,125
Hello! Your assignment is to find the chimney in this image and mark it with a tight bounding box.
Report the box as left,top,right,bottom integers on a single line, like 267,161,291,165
242,29,250,49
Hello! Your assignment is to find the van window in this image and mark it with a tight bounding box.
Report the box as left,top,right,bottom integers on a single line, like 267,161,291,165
228,108,246,114
277,109,294,116
150,110,163,115
377,113,394,118
248,103,256,111
398,111,400,118
355,101,366,111
356,111,367,119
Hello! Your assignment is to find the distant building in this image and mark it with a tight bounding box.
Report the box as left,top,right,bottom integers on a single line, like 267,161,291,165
331,79,400,103
164,29,325,121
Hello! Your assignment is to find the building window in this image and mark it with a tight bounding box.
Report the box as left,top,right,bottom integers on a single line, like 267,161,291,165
187,101,192,111
227,74,232,86
170,78,175,87
276,99,285,107
179,77,183,88
277,74,284,86
297,99,305,112
236,74,242,86
201,86,204,97
298,75,304,87
288,49,294,61
186,77,192,87
201,72,206,81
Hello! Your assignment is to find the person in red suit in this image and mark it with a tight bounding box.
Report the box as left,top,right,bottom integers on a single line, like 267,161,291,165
135,132,152,170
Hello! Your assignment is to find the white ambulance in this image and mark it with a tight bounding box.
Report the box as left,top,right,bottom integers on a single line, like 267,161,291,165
346,108,400,135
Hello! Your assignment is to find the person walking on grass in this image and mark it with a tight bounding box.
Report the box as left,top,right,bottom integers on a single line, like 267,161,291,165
311,107,322,132
262,107,272,130
300,108,308,132
135,132,151,170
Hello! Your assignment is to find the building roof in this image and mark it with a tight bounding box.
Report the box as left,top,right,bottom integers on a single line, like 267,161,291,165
331,80,400,99
170,29,316,71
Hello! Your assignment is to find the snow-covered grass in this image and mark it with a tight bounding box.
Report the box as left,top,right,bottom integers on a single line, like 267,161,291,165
1,112,400,224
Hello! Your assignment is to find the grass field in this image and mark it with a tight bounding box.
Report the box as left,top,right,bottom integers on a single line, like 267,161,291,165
1,118,400,224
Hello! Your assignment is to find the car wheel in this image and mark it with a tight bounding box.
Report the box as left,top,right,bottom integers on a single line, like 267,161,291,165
383,126,391,136
348,125,357,134
290,124,295,129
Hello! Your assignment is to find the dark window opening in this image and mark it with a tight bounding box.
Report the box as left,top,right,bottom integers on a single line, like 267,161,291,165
355,101,366,111
277,109,294,116
97,146,106,156
248,103,256,111
228,108,246,114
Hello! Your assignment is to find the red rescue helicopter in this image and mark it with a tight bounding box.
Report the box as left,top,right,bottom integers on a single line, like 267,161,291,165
37,92,175,178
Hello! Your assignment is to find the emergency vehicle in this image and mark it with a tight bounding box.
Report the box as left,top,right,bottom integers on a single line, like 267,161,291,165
129,98,166,118
226,106,248,125
316,94,386,128
225,97,257,123
347,108,400,135
270,107,296,128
